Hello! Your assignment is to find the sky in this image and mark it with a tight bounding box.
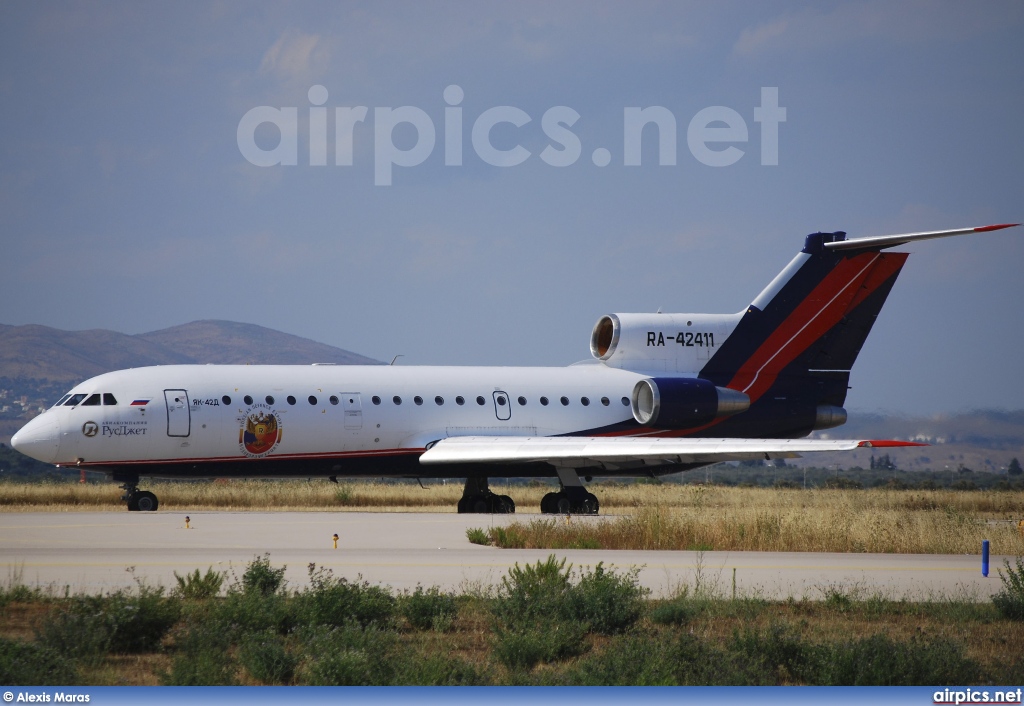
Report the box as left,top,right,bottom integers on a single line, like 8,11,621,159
1,1,1022,416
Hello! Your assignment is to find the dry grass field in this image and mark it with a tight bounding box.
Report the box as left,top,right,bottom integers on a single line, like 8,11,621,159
2,479,1023,555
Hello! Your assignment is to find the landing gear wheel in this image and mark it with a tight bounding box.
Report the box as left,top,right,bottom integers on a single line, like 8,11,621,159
540,492,559,514
134,491,159,512
471,496,489,514
580,492,599,515
495,495,515,514
555,493,572,514
127,494,140,512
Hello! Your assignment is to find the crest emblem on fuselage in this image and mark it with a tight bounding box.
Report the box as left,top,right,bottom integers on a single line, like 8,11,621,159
239,403,282,458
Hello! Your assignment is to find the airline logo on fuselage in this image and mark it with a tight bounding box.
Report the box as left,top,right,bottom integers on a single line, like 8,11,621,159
239,403,282,458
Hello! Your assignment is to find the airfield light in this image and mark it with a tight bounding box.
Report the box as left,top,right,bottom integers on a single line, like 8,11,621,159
333,533,339,549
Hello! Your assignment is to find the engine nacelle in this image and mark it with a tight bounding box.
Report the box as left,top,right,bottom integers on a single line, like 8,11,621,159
631,377,750,429
591,312,742,373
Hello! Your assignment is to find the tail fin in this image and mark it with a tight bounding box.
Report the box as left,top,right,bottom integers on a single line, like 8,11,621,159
701,224,1017,431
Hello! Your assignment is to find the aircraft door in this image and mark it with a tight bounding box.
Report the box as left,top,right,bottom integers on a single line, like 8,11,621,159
341,393,362,430
164,389,190,437
493,391,511,421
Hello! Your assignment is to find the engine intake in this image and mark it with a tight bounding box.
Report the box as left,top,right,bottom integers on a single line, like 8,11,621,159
631,377,750,428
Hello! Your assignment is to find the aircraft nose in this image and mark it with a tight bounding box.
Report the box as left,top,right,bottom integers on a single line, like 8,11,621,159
11,414,61,464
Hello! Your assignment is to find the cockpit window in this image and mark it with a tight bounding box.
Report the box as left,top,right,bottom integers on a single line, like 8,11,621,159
103,393,117,406
81,394,101,406
64,394,87,406
53,394,72,407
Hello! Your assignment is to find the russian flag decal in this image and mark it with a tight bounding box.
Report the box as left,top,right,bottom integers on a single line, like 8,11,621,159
131,399,150,406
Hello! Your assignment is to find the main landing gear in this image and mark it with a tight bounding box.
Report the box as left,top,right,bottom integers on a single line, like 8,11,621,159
540,468,599,515
457,477,515,514
118,475,159,512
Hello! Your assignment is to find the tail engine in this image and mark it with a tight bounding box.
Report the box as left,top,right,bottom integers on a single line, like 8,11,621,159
631,377,749,429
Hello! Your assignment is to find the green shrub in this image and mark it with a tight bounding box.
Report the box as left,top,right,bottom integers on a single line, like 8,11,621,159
214,590,294,635
562,562,646,634
241,554,286,596
663,633,773,685
814,633,980,685
173,567,225,600
730,624,814,683
650,599,695,626
160,621,237,686
300,624,397,685
0,573,45,608
392,651,488,685
296,564,396,629
103,585,181,653
402,585,458,631
562,632,678,685
993,556,1024,621
488,525,528,548
35,601,112,666
37,585,180,658
0,637,78,685
564,632,769,686
494,556,645,636
493,555,571,627
239,630,298,684
492,622,588,670
466,527,489,545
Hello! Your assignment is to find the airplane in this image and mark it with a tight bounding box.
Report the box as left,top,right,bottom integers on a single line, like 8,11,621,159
10,223,1019,514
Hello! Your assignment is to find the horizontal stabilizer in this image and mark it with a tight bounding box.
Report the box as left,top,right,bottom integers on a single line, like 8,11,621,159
824,223,1019,252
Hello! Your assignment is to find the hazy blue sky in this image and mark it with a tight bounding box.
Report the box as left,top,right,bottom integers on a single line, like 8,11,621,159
1,1,1021,415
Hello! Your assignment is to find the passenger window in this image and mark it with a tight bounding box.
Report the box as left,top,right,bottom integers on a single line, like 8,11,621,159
581,397,590,406
330,396,339,405
621,397,629,406
308,395,318,405
560,396,569,406
266,395,275,405
601,397,610,406
540,396,549,406
517,396,526,406
65,394,87,406
287,396,296,405
244,395,253,405
414,396,423,405
103,394,117,406
223,395,232,405
435,396,444,406
476,396,485,405
393,396,402,405
81,394,101,406
456,396,465,405
372,396,381,405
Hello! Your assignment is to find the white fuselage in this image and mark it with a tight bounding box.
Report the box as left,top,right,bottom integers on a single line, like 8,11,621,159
22,363,651,472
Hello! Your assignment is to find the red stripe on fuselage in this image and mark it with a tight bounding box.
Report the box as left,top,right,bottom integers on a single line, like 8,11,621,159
77,447,425,467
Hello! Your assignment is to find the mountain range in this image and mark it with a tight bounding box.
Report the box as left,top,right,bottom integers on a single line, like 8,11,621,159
0,320,379,381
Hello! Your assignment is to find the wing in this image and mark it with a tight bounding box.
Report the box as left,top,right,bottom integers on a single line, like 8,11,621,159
418,435,923,470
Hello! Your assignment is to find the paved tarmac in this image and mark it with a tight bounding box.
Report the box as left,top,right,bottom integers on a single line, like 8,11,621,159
0,511,1003,600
